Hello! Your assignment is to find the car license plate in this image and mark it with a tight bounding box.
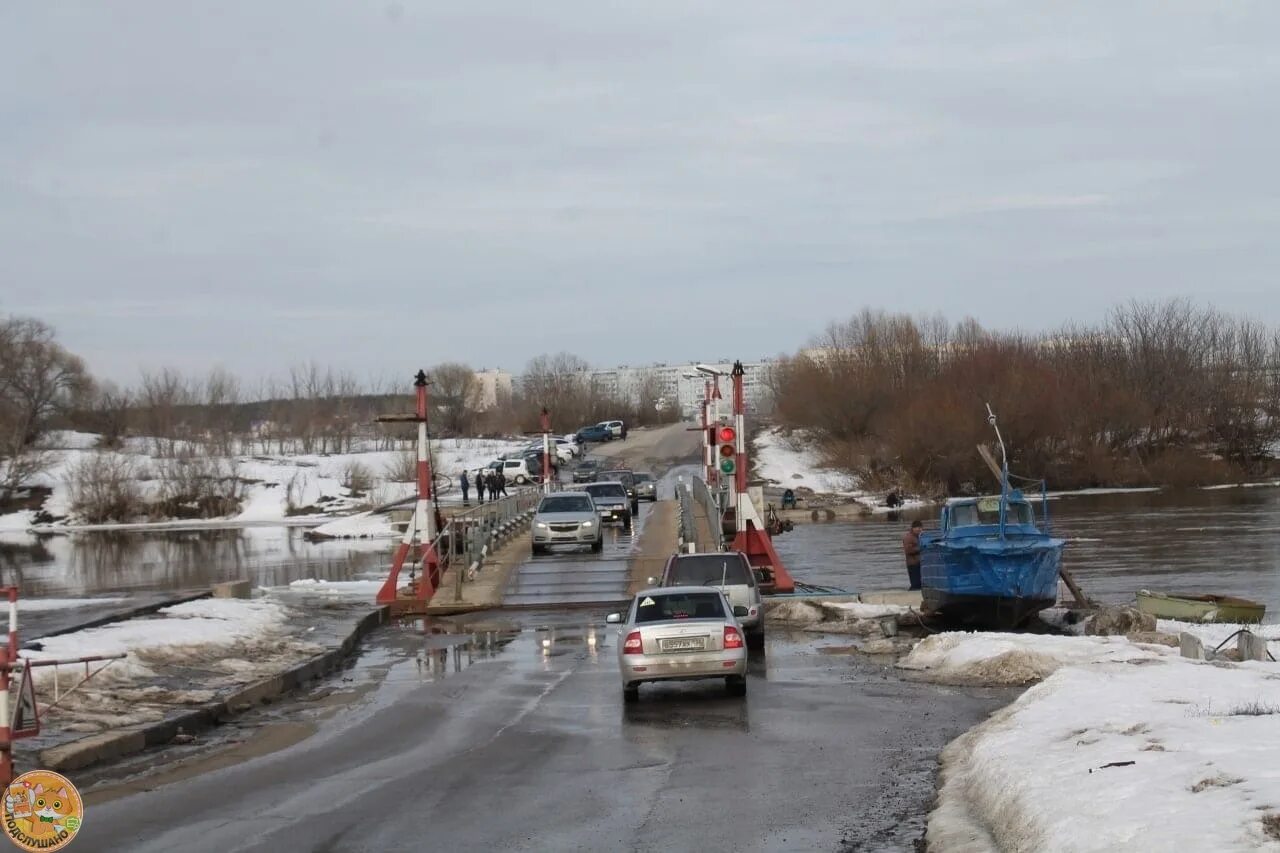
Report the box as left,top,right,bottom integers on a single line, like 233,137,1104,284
660,637,706,652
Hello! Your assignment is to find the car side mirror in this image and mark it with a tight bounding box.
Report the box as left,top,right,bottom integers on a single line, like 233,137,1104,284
605,613,622,624
646,577,657,586
733,605,749,618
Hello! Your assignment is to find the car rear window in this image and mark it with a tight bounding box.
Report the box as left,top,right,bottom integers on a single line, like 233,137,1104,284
635,592,725,622
584,483,625,499
539,496,593,513
667,555,754,586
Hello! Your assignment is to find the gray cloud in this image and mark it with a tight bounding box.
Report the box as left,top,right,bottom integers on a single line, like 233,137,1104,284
3,1,1279,384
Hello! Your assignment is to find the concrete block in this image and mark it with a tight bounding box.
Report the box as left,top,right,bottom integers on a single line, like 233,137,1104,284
1180,632,1206,660
1238,631,1270,662
212,579,252,599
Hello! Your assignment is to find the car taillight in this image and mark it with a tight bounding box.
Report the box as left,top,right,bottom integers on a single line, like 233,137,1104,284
723,626,744,649
623,631,644,655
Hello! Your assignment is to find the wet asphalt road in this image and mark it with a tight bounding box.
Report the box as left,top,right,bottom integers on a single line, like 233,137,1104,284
79,616,1007,853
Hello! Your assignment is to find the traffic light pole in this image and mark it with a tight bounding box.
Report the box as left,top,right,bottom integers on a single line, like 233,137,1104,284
726,360,795,594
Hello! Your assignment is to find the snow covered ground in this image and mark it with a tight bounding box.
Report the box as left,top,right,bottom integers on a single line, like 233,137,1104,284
0,431,527,531
752,427,929,511
911,631,1280,852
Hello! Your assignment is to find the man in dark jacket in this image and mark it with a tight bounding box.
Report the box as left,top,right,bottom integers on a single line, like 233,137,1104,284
475,470,486,504
460,471,470,506
902,520,923,590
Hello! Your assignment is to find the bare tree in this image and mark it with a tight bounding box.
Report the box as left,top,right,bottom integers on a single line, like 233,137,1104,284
0,316,92,494
428,362,479,436
138,367,192,456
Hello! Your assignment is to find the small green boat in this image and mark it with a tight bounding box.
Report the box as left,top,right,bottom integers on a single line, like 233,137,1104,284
1135,589,1266,624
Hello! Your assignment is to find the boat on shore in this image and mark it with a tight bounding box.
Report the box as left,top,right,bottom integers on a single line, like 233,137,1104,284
919,406,1066,629
1135,590,1265,624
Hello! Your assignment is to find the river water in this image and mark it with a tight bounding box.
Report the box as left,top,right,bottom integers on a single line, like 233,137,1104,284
3,486,1279,618
772,486,1280,619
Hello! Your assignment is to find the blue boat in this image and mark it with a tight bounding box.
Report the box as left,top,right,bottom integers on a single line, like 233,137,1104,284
919,406,1065,629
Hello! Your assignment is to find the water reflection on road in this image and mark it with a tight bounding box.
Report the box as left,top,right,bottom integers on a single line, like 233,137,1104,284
772,486,1280,616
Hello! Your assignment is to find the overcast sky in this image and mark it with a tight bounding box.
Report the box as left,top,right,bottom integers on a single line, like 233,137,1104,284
3,2,1279,385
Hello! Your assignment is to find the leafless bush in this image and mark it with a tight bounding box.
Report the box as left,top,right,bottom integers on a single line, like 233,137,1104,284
153,453,244,519
341,461,374,496
64,453,144,523
384,450,418,483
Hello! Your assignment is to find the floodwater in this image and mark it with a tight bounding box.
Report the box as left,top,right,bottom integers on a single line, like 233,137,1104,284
773,485,1280,618
4,485,1279,617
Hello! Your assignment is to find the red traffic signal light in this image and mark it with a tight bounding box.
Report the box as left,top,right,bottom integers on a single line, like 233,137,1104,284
718,426,736,444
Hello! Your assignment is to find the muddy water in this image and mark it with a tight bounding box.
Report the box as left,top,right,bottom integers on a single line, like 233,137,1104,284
772,486,1280,618
0,527,393,597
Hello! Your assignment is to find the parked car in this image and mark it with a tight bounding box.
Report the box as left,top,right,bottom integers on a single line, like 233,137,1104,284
572,458,601,483
597,420,625,438
607,586,749,701
600,469,639,515
575,424,613,444
652,551,764,648
633,472,657,502
521,440,574,464
531,492,602,555
582,481,631,527
500,457,539,485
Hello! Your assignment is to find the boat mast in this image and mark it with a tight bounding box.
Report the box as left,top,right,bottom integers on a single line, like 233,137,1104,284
987,403,1009,538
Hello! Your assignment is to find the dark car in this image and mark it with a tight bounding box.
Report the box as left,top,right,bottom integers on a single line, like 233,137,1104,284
572,458,601,483
600,469,639,515
582,481,632,527
576,425,613,444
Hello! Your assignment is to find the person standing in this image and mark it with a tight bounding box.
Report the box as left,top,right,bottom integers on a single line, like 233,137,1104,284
495,470,508,498
460,471,470,506
475,469,486,504
902,520,924,591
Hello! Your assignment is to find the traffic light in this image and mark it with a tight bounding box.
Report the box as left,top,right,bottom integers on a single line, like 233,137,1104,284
718,425,736,474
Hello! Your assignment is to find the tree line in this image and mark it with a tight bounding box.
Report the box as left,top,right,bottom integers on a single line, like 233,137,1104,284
0,315,677,514
768,300,1280,495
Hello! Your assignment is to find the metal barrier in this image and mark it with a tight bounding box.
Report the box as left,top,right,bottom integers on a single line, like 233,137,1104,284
444,486,545,602
691,475,724,548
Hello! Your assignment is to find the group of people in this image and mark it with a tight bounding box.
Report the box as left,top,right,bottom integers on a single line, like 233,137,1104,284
458,469,508,506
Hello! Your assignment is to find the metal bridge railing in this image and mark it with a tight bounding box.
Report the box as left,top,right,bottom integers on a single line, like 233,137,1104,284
443,486,545,602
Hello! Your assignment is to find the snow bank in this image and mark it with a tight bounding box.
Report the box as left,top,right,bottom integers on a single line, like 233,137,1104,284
900,631,1168,685
930,658,1280,852
1158,620,1280,655
753,428,859,494
0,433,528,531
307,510,400,539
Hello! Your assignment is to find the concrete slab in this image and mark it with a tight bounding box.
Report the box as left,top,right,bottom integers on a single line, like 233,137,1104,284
859,590,923,607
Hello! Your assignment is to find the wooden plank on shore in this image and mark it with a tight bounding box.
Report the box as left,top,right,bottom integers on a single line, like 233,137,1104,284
1059,566,1094,607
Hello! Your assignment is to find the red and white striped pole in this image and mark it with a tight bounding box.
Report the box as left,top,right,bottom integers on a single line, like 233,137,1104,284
540,409,553,492
1,587,17,785
701,381,712,484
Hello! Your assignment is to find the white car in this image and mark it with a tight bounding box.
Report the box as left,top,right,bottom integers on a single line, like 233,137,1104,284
597,420,625,438
500,457,539,484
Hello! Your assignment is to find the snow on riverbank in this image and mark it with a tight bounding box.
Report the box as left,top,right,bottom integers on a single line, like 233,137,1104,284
912,631,1280,852
0,432,526,531
24,596,326,731
752,428,930,512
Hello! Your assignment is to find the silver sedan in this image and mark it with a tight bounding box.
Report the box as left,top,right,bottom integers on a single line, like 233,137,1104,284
607,586,748,702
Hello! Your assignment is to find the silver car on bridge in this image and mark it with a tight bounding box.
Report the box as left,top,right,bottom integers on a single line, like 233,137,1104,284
531,491,603,556
607,586,749,702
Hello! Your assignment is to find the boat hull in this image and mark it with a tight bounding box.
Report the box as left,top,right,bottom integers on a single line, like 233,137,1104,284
1135,590,1265,624
921,536,1064,629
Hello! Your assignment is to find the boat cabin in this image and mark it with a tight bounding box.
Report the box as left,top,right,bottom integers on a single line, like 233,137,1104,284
939,491,1044,538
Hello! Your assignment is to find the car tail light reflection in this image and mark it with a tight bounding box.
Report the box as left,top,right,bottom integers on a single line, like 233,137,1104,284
623,631,644,655
723,626,744,649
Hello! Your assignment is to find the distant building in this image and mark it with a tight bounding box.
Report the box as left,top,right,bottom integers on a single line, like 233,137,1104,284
472,368,512,412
